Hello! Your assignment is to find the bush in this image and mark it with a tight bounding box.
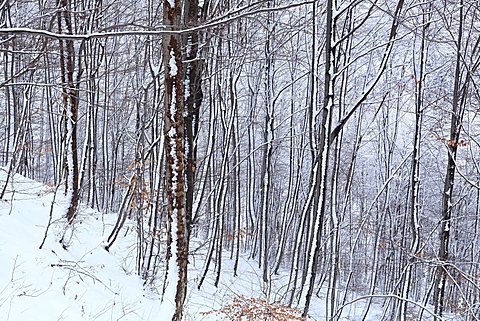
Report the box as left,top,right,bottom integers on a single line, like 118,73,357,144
201,295,306,321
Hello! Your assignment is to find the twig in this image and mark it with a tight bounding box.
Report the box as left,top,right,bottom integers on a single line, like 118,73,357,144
39,184,60,249
51,261,118,295
7,190,15,215
10,255,18,282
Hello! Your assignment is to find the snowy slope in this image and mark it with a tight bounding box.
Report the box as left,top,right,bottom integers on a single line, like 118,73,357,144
0,169,391,321
0,170,163,321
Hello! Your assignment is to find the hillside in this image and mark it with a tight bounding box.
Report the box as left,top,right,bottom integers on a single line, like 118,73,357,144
0,169,398,320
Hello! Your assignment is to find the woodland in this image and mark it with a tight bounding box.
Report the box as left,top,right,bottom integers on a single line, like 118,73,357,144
1,0,480,320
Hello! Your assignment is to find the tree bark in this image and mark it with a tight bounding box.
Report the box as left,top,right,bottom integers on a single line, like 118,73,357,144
433,1,464,317
56,0,81,225
184,0,203,241
163,0,188,319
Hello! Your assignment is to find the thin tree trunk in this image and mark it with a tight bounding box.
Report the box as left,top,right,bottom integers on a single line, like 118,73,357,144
300,0,335,314
184,0,203,241
433,2,465,317
400,9,429,320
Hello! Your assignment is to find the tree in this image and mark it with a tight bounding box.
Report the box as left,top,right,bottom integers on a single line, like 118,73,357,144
162,0,190,318
2,1,480,320
56,0,82,225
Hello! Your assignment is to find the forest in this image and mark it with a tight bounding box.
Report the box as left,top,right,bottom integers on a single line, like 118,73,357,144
1,0,480,320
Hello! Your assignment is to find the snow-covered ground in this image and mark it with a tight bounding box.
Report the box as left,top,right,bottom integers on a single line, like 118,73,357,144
0,169,430,321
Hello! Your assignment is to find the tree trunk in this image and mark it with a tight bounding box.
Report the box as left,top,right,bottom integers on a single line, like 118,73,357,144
400,8,429,320
433,1,464,317
184,0,203,241
56,0,81,225
163,0,188,319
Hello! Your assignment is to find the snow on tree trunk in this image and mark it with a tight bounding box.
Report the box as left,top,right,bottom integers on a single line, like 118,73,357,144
162,0,188,319
433,1,465,317
56,0,80,225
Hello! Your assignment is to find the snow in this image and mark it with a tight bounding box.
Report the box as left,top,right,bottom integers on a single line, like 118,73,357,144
150,61,161,77
0,169,449,321
0,171,161,321
159,207,179,319
184,76,190,103
169,49,177,77
65,101,75,214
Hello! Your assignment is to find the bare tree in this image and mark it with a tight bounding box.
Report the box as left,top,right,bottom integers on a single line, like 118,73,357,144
56,0,82,225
